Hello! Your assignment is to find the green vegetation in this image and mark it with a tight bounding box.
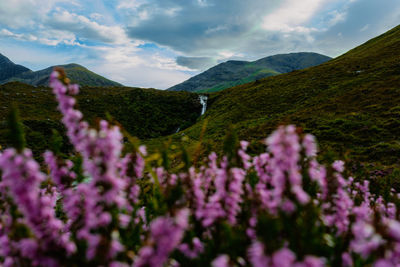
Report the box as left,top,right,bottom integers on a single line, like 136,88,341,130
0,82,202,158
168,52,331,93
150,24,400,168
198,69,279,93
1,24,400,172
3,63,122,87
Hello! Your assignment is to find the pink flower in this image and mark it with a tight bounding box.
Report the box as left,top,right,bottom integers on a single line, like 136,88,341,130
332,160,345,173
211,255,230,267
272,248,296,267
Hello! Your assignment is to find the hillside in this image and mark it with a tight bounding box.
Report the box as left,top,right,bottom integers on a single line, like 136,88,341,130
167,52,331,93
0,53,31,82
0,82,202,157
3,63,122,87
153,24,400,166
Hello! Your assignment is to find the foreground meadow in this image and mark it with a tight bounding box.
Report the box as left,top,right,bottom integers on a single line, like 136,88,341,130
0,71,399,266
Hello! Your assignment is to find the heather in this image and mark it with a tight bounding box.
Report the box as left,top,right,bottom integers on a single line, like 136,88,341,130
2,26,400,169
0,71,400,266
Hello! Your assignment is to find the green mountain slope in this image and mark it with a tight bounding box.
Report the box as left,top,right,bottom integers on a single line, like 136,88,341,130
154,24,400,166
0,53,31,82
0,82,202,157
167,52,331,93
4,63,122,87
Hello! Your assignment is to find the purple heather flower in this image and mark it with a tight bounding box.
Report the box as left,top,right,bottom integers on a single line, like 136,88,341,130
248,241,269,267
298,256,325,267
211,254,230,267
2,70,400,266
332,160,345,173
0,148,76,264
387,220,400,241
341,252,353,267
302,134,317,157
134,209,189,267
272,247,296,267
374,259,393,267
226,167,246,224
351,221,384,258
178,237,204,259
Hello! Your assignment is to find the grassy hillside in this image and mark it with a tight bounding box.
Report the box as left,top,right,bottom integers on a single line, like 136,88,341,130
151,24,400,166
197,68,279,93
4,63,122,87
0,82,202,158
168,52,331,93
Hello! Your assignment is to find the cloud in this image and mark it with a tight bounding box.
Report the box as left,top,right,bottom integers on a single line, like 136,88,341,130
360,24,369,32
0,0,60,28
261,0,328,32
81,43,193,88
0,1,130,46
314,0,400,56
176,56,217,70
1,0,400,89
117,0,147,10
0,39,78,70
126,0,400,61
125,0,272,54
0,28,79,46
0,29,38,42
46,9,129,44
93,62,191,89
124,0,341,63
325,10,347,27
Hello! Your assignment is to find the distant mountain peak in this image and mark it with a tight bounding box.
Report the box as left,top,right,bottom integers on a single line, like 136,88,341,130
0,53,122,87
168,52,331,93
0,53,12,64
62,63,83,68
0,53,31,82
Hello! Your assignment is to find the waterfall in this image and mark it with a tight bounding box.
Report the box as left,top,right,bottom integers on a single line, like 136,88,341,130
199,95,208,115
175,127,181,133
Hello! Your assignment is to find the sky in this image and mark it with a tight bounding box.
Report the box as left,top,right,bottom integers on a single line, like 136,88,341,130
0,0,399,89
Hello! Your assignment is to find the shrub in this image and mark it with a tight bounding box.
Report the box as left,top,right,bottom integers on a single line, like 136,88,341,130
0,70,400,266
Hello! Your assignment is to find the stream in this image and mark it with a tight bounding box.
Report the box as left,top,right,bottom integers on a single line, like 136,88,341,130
199,95,208,116
175,95,208,133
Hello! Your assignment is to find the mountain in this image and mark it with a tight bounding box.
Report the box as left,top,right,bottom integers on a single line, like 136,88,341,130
152,24,400,166
3,63,122,87
0,54,122,87
2,24,400,168
167,52,331,93
0,53,31,82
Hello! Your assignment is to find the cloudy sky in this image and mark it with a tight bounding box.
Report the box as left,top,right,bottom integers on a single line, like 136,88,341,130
0,0,399,89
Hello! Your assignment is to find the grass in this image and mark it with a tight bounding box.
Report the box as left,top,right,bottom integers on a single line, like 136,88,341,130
0,82,202,159
147,24,400,167
1,24,400,170
197,68,279,93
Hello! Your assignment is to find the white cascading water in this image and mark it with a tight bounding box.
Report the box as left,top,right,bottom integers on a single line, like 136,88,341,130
176,95,208,133
199,95,208,115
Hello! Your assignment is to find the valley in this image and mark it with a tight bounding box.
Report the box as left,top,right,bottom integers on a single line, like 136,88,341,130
0,82,202,158
149,24,400,168
1,25,399,168
1,1,400,265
